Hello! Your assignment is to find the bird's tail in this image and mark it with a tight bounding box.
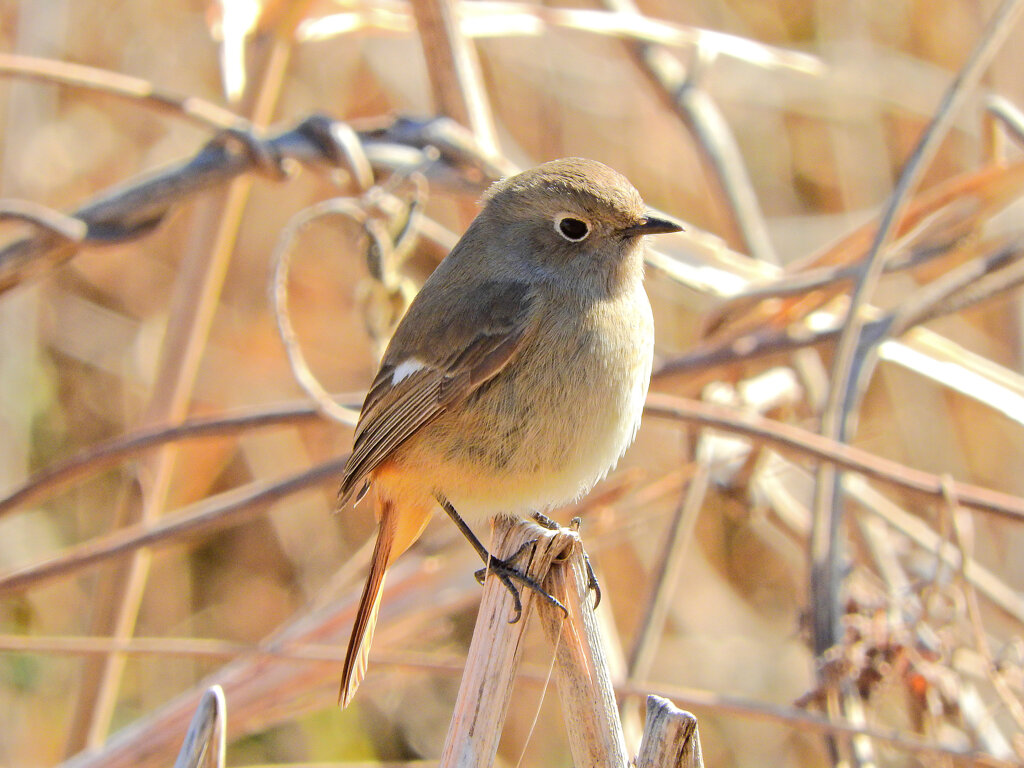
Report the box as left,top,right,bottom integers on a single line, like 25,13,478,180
338,493,431,708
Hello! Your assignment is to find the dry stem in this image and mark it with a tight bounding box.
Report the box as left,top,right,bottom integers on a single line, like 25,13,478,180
439,515,577,768
635,696,704,768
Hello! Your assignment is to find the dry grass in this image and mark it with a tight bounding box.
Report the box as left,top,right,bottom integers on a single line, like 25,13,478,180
2,0,1024,766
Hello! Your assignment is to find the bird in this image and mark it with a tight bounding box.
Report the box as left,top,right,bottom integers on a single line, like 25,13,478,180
336,157,682,707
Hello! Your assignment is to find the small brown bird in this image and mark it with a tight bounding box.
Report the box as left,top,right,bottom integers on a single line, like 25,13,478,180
337,157,682,707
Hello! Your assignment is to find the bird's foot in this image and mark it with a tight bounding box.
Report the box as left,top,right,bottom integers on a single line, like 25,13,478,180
475,540,568,623
532,511,559,530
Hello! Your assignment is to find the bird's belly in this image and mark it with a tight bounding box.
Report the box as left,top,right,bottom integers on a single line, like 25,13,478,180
397,291,653,517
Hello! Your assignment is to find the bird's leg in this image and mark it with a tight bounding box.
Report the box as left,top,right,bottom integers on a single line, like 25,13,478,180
435,495,568,622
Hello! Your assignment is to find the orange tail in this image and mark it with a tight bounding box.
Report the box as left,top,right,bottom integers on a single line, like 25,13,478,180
338,493,431,708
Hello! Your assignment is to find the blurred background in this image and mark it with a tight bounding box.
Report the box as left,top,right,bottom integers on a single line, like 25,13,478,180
2,0,1024,766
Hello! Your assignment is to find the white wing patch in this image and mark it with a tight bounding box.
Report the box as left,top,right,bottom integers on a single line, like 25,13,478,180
391,358,426,385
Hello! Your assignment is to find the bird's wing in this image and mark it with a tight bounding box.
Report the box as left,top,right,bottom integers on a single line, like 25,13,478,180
338,279,539,507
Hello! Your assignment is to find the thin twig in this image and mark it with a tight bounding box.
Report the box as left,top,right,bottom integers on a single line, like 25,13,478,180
300,2,825,75
844,475,1024,624
626,452,710,688
643,394,1024,522
886,235,1024,336
0,399,343,517
0,456,348,597
10,630,1011,768
706,201,979,320
0,53,248,132
601,0,778,264
655,233,1024,377
943,481,1024,747
410,0,500,157
697,159,1024,358
54,545,462,768
271,198,378,425
903,245,1024,329
659,234,1024,377
620,680,1015,768
813,17,1024,742
65,33,299,753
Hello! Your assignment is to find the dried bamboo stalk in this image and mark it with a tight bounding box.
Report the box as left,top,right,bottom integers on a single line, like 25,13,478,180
537,523,630,768
439,515,575,768
635,695,704,768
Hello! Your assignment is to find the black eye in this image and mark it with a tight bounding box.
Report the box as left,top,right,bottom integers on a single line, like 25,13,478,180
556,216,590,242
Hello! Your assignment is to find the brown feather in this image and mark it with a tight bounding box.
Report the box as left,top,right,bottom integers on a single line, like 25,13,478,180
338,507,391,708
337,281,538,508
338,376,443,507
338,494,431,707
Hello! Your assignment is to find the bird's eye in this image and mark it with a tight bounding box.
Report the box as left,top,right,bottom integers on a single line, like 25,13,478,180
555,215,590,242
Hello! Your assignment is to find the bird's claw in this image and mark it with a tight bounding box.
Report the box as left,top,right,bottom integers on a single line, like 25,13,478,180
475,540,569,621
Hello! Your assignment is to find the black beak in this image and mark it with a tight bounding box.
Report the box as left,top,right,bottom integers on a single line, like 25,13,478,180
621,213,684,236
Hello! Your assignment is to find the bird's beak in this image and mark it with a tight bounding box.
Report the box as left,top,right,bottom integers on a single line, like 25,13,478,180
621,213,684,236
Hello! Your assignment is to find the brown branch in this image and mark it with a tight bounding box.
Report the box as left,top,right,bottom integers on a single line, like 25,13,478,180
898,243,1024,331
0,456,348,597
7,390,1024,560
0,53,247,132
64,40,299,753
842,475,1024,624
656,236,1024,378
698,159,1024,358
600,0,778,264
620,680,1016,768
887,234,1024,336
411,0,500,157
644,393,1024,523
706,210,976,323
627,455,710,685
0,400,336,517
